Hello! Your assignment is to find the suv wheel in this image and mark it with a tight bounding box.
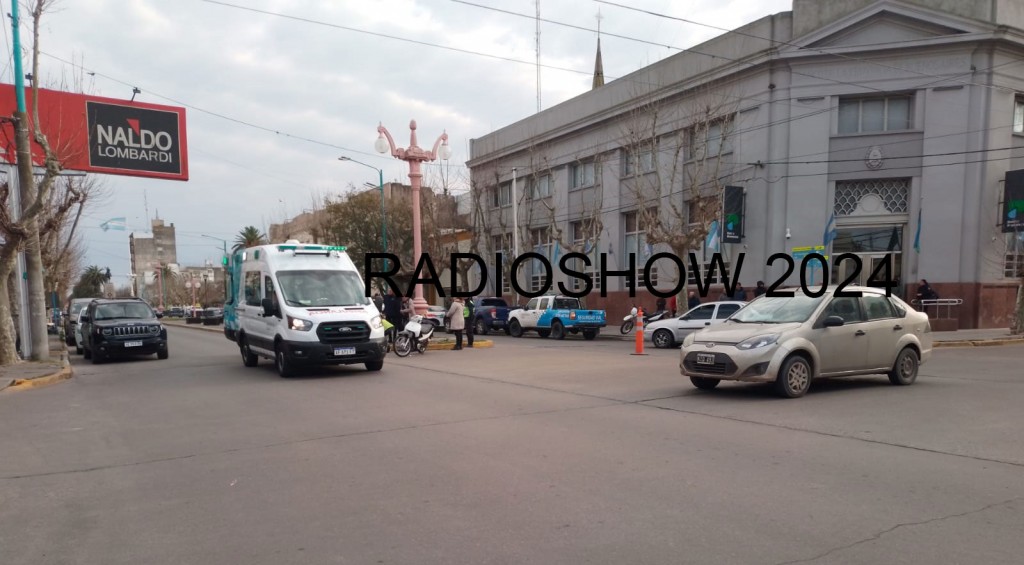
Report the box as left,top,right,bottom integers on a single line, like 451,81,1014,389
157,348,169,360
774,355,812,398
365,359,384,372
83,347,92,360
91,349,105,365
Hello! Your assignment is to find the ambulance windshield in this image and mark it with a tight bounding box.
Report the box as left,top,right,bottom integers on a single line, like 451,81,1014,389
277,270,369,308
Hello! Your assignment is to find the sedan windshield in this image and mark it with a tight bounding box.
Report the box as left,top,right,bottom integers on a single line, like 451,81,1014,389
730,294,825,324
277,270,369,308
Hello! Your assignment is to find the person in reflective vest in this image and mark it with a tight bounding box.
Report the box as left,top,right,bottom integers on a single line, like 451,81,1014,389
463,296,476,348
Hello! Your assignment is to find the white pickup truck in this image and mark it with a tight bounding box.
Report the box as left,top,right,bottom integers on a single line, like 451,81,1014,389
506,295,607,340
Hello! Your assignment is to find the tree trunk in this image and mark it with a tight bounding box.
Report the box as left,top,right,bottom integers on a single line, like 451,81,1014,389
0,245,21,365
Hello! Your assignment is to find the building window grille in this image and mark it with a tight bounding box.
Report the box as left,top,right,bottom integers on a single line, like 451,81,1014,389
570,161,596,190
492,234,511,293
623,211,656,288
569,221,601,291
1015,98,1024,134
1006,232,1024,279
530,228,552,292
834,179,909,216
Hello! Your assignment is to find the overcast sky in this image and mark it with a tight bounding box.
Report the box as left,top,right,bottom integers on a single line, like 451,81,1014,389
6,0,792,285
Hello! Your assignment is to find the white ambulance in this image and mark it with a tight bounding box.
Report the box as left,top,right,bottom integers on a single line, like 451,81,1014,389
232,241,387,377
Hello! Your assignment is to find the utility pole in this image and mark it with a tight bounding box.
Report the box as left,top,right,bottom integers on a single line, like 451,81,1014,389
11,0,49,361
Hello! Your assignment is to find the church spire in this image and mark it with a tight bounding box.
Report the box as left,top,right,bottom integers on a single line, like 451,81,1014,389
592,9,604,89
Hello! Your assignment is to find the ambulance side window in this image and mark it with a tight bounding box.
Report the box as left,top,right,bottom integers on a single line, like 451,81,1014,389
244,271,262,306
264,276,278,310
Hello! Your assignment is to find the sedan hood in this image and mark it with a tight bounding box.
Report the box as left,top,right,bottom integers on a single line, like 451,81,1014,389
690,321,804,344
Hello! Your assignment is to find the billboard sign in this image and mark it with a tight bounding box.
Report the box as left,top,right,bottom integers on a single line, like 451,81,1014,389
722,185,744,243
0,84,188,181
1004,169,1024,233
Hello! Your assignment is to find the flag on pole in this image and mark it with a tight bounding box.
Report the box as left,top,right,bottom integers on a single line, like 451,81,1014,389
913,207,922,253
100,217,127,231
705,220,720,253
823,211,837,248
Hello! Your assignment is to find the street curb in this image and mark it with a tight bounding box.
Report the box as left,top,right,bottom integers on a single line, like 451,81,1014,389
5,355,73,392
164,321,223,333
426,339,494,351
934,338,1024,348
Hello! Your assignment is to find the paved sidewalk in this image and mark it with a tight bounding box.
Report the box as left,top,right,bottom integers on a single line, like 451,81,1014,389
0,335,72,392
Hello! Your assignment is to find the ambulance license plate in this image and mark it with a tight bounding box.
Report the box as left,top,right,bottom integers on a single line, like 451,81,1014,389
334,347,356,356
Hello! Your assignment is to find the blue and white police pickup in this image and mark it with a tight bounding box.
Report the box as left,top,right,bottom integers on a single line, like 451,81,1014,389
506,295,606,340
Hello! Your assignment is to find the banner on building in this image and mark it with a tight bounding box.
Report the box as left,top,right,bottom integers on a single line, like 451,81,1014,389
0,84,188,181
1004,169,1024,233
722,185,744,243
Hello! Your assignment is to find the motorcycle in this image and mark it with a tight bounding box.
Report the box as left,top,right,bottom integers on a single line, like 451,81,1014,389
620,307,668,334
394,314,434,357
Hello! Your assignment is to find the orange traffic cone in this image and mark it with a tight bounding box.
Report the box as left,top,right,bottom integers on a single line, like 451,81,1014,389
631,306,648,356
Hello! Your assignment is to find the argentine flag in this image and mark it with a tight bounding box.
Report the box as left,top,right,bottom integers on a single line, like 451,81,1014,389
705,220,720,253
100,217,127,232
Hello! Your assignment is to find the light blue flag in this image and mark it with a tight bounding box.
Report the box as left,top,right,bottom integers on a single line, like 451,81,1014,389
913,208,922,253
705,220,720,253
823,211,837,248
100,217,127,231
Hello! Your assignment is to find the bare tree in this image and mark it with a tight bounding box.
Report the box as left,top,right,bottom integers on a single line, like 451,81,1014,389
979,219,1024,334
0,0,68,364
622,86,744,303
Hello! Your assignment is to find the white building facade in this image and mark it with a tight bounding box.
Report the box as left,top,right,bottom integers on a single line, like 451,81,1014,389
467,0,1024,329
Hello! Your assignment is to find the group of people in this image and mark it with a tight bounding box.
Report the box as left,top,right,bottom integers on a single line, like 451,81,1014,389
371,289,475,351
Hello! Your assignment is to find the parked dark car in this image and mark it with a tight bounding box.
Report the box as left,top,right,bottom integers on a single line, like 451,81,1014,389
471,297,512,335
79,298,168,364
202,307,224,326
168,307,185,318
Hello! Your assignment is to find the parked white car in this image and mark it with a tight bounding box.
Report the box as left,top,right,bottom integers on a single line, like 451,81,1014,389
74,308,87,355
644,301,747,348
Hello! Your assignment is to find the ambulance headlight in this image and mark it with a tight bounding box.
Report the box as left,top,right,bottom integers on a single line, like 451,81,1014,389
370,315,383,329
288,316,313,332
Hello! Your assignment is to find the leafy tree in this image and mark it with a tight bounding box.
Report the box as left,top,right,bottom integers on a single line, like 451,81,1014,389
322,186,414,288
234,226,267,250
71,266,111,299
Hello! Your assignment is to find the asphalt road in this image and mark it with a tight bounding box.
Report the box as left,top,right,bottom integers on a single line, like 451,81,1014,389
2,326,1023,565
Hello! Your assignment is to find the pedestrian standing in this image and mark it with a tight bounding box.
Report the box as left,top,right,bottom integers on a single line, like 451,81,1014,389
754,281,766,297
463,295,476,348
447,296,466,350
400,296,415,329
383,289,402,330
687,291,700,310
667,294,677,316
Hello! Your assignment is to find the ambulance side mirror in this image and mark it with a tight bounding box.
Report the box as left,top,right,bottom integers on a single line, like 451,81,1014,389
261,297,278,318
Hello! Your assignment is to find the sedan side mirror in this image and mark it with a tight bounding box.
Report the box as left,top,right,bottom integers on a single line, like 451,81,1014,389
261,297,277,317
156,312,164,319
823,315,845,327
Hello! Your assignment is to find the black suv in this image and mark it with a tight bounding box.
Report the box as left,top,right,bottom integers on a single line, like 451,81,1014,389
79,298,168,364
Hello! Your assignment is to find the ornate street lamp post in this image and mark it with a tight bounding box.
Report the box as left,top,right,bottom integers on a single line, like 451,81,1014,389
375,120,451,315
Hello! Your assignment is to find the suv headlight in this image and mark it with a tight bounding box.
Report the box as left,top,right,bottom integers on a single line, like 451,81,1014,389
737,334,780,350
370,315,383,329
288,316,313,331
101,328,112,336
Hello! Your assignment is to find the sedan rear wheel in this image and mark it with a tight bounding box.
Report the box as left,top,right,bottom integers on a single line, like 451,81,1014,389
774,355,812,398
888,347,919,386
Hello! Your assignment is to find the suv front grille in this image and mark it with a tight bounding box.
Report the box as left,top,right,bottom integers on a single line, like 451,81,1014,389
110,325,157,337
316,321,370,343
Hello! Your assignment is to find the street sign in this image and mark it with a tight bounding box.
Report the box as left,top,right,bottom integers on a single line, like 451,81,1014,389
791,246,828,286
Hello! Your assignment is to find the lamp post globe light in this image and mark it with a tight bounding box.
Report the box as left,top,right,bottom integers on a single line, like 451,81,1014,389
375,120,451,315
337,156,388,273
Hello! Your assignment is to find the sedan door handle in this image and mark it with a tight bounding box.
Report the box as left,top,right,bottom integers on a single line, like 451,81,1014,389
893,325,903,331
855,330,866,336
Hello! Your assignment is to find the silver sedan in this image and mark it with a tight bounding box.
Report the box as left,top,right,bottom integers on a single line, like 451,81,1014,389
679,286,933,398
